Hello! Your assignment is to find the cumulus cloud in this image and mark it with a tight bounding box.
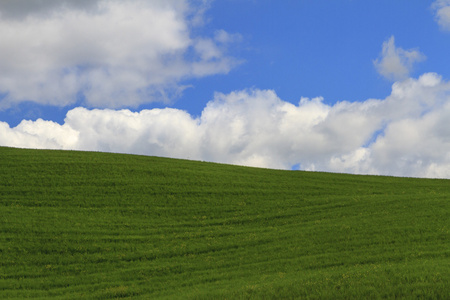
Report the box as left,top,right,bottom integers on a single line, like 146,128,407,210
432,0,450,31
373,36,426,81
0,0,240,109
1,72,449,179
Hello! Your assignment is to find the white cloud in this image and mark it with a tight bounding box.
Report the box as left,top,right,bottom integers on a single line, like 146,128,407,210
0,119,79,150
0,0,240,109
1,72,449,179
214,29,243,44
432,0,450,31
373,36,426,81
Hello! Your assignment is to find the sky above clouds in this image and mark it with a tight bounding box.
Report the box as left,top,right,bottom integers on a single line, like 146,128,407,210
0,0,449,179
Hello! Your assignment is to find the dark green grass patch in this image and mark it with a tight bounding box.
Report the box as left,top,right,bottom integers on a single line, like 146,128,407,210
0,146,449,299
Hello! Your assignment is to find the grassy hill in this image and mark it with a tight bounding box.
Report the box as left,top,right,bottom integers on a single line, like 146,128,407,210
0,146,449,299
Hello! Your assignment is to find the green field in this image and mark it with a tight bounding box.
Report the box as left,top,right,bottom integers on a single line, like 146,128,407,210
0,146,449,299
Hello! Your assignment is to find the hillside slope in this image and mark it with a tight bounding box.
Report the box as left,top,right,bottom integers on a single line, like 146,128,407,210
0,147,449,299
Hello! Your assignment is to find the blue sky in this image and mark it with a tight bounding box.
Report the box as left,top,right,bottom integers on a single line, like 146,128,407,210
1,0,450,178
190,0,450,106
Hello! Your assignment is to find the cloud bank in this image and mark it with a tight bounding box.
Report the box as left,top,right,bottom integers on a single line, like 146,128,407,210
0,0,240,109
373,36,426,81
1,73,449,179
1,2,449,179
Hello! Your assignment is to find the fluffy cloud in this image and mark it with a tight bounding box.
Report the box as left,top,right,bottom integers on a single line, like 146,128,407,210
432,0,450,31
1,72,449,179
373,36,425,81
0,0,240,109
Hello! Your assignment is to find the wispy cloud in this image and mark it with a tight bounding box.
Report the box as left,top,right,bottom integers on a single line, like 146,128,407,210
432,0,450,31
0,0,241,109
373,36,425,81
2,73,449,179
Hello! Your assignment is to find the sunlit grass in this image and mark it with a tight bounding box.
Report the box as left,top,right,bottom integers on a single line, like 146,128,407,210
0,146,449,299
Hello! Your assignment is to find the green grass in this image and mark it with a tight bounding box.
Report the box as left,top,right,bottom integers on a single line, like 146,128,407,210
0,146,449,299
